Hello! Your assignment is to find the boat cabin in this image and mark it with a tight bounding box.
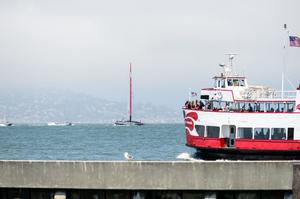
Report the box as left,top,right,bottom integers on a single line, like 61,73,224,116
213,75,248,89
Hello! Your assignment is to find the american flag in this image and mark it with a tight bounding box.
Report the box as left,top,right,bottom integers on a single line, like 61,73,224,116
289,36,300,47
190,92,197,97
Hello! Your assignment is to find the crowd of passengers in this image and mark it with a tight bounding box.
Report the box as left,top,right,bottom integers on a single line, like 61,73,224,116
184,100,295,113
184,100,205,110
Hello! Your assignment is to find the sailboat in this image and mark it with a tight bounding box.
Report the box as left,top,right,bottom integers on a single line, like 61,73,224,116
0,115,13,127
114,63,144,126
0,121,13,127
47,122,73,126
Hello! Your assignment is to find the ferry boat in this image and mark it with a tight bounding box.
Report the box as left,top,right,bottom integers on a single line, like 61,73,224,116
183,54,300,160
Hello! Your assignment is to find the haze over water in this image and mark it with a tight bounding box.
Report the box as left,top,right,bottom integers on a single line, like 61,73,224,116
1,1,300,109
0,124,193,160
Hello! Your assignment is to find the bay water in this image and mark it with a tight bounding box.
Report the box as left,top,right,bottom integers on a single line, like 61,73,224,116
0,123,194,160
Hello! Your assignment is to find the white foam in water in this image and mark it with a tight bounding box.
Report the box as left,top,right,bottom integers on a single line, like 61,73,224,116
133,192,145,199
176,152,192,160
176,152,204,162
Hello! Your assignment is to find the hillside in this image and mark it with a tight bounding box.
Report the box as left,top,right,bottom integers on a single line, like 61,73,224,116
0,90,182,123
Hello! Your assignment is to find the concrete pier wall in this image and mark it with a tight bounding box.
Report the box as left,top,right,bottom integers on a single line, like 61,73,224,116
0,160,297,190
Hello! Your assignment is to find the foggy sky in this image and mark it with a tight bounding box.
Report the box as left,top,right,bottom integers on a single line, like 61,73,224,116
0,0,300,109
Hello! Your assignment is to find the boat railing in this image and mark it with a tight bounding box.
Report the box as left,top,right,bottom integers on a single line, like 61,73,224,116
258,90,296,99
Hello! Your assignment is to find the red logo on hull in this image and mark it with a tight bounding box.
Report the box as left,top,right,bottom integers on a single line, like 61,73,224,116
186,112,198,121
297,104,300,110
185,118,194,131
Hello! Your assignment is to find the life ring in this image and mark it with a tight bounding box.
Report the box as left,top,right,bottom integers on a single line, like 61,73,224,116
214,91,223,100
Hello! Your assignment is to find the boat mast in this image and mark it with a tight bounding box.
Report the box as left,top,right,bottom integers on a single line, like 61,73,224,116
282,24,289,99
223,53,236,77
129,63,132,122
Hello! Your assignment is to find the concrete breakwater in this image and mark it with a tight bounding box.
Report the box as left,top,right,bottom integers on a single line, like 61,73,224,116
0,160,299,199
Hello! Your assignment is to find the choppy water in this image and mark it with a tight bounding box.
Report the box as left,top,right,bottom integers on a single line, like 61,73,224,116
0,123,194,160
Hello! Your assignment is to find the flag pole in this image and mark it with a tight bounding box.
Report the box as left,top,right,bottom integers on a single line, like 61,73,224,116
282,24,289,98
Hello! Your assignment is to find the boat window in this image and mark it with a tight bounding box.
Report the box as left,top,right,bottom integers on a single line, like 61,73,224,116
273,103,283,112
238,127,252,139
195,125,205,137
218,101,294,113
288,128,294,140
212,101,221,110
227,79,233,86
287,103,295,112
257,102,265,112
254,103,260,112
271,128,286,140
233,102,239,111
206,126,220,138
200,95,209,100
233,79,239,86
239,79,245,87
278,103,285,112
246,103,254,112
266,103,276,112
221,79,225,88
254,128,270,140
239,102,247,112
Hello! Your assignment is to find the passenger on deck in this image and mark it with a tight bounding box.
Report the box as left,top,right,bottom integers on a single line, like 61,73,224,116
184,101,189,108
223,104,230,111
241,105,246,112
199,100,204,110
194,100,200,110
207,101,212,110
184,101,192,109
191,101,196,109
248,104,253,112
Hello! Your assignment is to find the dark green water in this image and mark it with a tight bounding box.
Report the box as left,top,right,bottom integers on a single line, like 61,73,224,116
0,123,194,160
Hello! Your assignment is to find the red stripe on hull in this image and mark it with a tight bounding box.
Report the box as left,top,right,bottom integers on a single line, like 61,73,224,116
187,132,300,151
186,131,226,148
236,139,300,151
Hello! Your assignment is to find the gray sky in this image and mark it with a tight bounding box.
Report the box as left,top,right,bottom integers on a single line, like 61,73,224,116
0,0,300,108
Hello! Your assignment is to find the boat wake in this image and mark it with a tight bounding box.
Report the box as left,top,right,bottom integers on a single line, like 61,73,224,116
176,152,204,162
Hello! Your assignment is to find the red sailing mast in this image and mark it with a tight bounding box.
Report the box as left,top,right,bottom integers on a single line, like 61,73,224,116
129,63,132,122
114,63,143,125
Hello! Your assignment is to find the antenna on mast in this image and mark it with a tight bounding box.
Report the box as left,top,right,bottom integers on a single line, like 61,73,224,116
221,53,237,76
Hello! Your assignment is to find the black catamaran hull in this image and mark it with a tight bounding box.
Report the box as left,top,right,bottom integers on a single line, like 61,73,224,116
114,120,144,126
190,145,300,160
